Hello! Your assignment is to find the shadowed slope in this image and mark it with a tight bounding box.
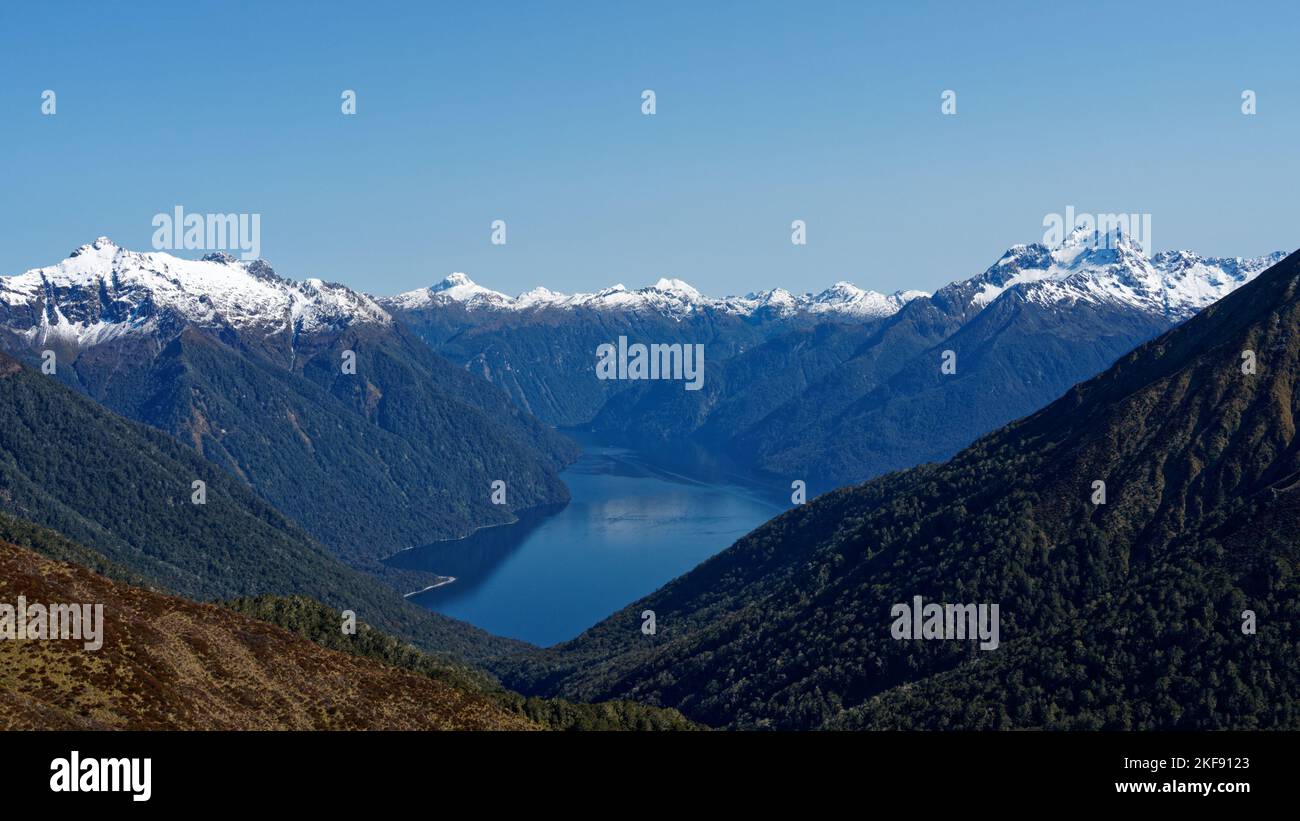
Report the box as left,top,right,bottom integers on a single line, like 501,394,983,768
497,249,1300,730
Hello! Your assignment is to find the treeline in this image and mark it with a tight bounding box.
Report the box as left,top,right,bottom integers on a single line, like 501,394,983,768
224,595,699,731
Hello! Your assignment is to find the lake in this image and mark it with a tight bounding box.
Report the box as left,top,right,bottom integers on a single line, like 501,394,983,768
386,434,789,646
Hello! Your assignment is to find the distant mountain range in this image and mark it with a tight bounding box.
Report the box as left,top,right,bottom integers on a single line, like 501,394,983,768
2,230,1295,732
379,273,927,429
386,272,929,320
0,238,577,570
11,234,1275,511
3,232,1283,548
389,229,1278,323
497,246,1300,730
389,228,1287,489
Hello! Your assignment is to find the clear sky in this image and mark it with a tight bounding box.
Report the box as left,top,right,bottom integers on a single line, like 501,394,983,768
1,0,1296,298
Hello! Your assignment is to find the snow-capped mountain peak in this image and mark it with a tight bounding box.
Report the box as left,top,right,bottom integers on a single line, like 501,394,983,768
388,272,512,310
801,281,925,318
434,272,475,290
0,240,390,352
743,287,799,314
651,277,702,300
1053,224,1149,270
69,236,119,257
383,274,929,321
958,231,1286,318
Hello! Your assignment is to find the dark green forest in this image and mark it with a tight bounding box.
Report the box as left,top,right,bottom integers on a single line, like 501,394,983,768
495,250,1300,730
38,319,576,566
6,245,1300,731
224,595,698,730
0,352,520,665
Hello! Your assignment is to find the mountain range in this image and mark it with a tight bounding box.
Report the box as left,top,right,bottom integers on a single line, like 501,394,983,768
10,232,1278,508
0,238,577,573
2,230,1296,731
389,228,1287,489
386,272,929,320
379,274,920,429
495,246,1300,730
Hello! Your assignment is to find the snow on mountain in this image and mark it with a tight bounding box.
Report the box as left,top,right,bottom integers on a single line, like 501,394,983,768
391,224,1283,325
804,282,928,318
651,277,703,300
958,227,1286,319
387,227,1285,326
5,232,1285,354
382,273,930,320
388,272,513,310
0,237,389,350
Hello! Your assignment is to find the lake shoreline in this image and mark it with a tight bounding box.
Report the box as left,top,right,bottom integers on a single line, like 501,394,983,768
389,435,790,645
402,575,457,597
380,501,569,562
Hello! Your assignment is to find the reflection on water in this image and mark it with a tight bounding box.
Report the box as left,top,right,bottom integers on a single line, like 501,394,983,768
387,504,564,606
384,434,788,646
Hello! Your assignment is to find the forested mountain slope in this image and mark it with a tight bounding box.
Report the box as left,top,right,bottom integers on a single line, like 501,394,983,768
0,239,576,562
497,247,1300,730
0,352,521,664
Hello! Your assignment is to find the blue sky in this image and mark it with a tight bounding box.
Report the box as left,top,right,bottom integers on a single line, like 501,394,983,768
1,0,1296,298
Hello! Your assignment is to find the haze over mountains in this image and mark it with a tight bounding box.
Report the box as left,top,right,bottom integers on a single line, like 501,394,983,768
388,228,1287,489
497,246,1300,730
386,272,929,320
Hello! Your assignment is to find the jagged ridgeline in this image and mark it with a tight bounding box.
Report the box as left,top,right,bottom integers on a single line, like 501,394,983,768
381,274,924,429
497,248,1300,730
386,230,1285,491
0,239,577,567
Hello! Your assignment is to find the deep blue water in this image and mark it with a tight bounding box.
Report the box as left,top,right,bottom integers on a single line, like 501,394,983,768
386,436,788,646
